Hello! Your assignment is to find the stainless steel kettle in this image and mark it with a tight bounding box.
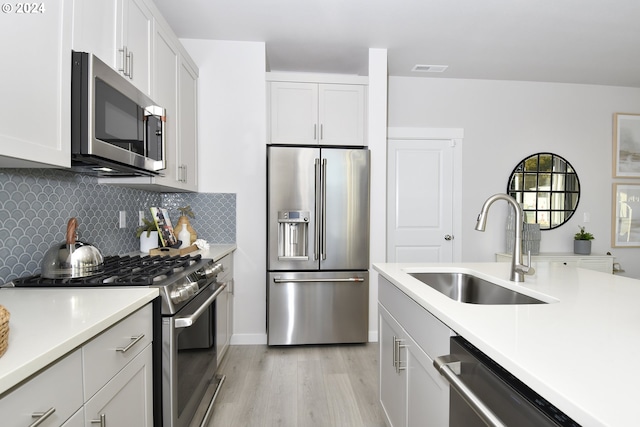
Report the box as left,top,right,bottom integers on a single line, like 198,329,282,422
41,217,104,279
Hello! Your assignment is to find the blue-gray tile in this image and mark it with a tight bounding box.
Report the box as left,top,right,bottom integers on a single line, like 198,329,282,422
0,169,236,285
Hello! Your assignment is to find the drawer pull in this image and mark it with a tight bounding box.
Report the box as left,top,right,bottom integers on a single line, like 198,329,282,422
91,413,106,427
116,334,145,353
30,407,55,426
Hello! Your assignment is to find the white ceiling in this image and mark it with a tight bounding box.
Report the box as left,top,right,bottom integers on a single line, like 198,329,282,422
152,0,640,87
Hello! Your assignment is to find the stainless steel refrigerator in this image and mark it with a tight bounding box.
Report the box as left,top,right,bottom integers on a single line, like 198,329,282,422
267,145,370,345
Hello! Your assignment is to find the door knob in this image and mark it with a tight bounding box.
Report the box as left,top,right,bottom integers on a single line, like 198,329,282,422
444,235,453,241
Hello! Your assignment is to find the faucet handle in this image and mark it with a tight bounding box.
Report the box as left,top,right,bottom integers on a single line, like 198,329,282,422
524,250,536,275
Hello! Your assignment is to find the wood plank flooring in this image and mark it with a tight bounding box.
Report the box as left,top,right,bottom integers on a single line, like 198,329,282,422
207,343,387,427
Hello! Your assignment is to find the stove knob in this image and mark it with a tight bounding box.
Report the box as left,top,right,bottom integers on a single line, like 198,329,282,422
170,286,190,304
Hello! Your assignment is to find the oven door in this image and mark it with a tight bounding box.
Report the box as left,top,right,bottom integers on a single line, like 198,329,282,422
162,282,226,427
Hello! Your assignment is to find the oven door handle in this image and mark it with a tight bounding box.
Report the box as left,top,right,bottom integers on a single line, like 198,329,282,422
433,355,506,427
174,282,226,329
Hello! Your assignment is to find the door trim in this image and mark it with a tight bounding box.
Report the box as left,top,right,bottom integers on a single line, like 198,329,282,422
387,127,463,262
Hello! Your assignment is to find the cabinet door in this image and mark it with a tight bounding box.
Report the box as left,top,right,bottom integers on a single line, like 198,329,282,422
118,0,153,95
0,0,71,168
406,337,449,427
0,349,83,427
72,0,118,67
84,344,153,427
379,304,407,427
177,57,199,190
152,21,180,188
318,84,365,146
270,82,319,144
216,285,229,363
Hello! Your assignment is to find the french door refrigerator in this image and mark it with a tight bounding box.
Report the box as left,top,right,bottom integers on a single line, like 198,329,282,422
267,145,370,345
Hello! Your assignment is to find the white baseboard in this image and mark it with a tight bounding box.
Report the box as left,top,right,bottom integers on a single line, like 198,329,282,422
230,333,268,345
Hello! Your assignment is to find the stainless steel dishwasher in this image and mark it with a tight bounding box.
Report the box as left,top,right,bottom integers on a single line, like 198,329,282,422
434,336,581,427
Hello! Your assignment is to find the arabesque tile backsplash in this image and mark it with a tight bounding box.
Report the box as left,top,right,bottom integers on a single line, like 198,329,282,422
0,169,235,285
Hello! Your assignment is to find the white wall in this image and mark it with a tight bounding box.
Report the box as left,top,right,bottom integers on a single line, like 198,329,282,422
367,48,387,341
181,39,268,344
388,77,640,277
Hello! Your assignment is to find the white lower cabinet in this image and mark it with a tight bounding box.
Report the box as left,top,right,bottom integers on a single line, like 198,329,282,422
379,277,451,427
0,303,153,427
63,409,85,427
84,345,153,427
0,349,83,427
216,253,234,364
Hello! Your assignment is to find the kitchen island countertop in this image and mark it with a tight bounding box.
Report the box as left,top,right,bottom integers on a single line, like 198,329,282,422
0,287,158,395
374,262,640,427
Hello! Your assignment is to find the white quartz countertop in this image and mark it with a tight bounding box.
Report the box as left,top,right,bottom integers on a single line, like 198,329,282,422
0,287,158,395
373,262,640,427
197,244,236,261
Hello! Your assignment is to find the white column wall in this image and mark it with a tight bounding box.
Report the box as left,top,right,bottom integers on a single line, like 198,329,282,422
181,39,268,344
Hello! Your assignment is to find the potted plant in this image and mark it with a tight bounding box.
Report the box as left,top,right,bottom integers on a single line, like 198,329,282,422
574,226,594,255
176,205,197,245
136,218,159,253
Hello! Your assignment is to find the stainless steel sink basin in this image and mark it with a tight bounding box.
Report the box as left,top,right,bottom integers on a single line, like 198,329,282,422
408,272,546,305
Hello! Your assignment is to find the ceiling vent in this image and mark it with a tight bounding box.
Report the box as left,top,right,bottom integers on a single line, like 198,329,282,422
412,64,448,73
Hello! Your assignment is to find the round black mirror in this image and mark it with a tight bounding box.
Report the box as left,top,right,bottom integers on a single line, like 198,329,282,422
506,153,580,230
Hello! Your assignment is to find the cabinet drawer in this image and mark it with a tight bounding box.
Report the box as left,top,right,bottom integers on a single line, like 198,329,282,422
83,304,153,400
379,277,452,359
84,344,153,427
0,349,83,427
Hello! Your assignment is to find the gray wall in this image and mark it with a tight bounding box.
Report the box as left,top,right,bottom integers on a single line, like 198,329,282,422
0,169,235,284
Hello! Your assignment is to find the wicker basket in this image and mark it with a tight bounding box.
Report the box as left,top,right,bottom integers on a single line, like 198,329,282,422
0,305,9,358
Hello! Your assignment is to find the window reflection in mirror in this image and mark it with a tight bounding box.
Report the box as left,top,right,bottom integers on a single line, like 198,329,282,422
507,153,580,230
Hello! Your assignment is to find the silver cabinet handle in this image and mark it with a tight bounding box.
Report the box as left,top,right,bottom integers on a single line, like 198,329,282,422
128,50,133,79
393,337,407,373
118,47,127,75
314,124,317,140
273,277,364,283
30,407,55,427
116,333,145,353
433,356,506,427
320,123,323,140
91,413,106,427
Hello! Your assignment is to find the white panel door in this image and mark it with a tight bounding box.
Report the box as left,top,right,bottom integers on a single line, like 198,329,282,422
387,139,455,262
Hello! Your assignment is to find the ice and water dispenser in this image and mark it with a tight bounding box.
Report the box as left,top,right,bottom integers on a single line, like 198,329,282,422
277,210,309,260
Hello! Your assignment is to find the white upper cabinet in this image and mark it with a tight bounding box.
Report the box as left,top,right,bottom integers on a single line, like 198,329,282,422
118,0,153,95
269,80,367,146
0,0,72,168
73,0,153,96
94,1,199,191
177,58,199,191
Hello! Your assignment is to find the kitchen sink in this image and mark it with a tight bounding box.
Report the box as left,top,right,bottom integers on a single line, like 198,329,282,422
408,272,546,305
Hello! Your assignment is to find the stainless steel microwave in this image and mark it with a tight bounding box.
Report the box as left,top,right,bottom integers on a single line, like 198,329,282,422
71,51,166,176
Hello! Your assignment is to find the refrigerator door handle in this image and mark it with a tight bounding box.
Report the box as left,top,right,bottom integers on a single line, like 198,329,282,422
321,158,327,260
273,277,365,283
314,158,321,260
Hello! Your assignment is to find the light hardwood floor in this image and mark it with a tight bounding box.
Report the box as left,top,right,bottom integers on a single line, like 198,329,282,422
207,343,387,427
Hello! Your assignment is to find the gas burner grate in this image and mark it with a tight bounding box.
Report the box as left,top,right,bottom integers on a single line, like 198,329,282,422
8,254,204,287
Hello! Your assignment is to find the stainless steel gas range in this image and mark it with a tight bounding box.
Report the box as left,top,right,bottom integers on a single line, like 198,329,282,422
5,254,226,427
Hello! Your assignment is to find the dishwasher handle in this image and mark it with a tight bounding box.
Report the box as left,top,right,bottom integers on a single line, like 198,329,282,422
433,355,506,427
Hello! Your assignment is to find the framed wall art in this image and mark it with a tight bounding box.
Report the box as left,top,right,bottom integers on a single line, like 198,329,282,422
612,183,640,247
613,113,640,178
